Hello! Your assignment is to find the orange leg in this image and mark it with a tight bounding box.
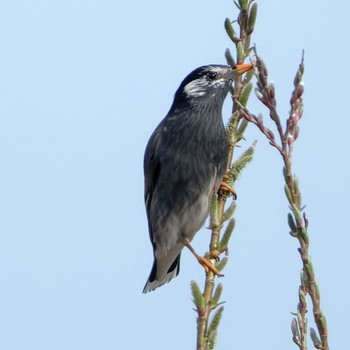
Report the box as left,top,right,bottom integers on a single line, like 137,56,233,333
184,240,223,277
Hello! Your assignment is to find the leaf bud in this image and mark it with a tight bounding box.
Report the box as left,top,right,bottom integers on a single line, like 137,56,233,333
247,2,258,34
255,87,263,100
296,81,304,98
266,128,275,140
224,18,238,43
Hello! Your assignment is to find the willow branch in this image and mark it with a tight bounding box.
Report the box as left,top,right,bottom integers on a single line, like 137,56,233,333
242,48,329,350
193,1,257,349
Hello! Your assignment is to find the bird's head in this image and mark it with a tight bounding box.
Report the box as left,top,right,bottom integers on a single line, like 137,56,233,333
173,64,253,107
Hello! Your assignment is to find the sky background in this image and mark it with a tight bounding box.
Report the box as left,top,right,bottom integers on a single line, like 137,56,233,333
0,0,349,349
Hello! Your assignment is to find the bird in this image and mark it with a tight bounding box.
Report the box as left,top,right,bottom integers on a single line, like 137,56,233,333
143,63,253,293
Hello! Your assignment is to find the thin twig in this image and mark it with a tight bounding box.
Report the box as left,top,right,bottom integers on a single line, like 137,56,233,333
246,49,329,350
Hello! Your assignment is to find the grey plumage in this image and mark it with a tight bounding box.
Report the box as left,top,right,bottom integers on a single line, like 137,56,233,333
143,64,251,293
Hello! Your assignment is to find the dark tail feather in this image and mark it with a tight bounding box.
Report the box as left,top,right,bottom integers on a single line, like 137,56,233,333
142,254,181,293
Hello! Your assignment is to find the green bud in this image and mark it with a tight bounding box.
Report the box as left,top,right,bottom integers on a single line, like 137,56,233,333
216,257,228,272
206,306,224,349
294,55,304,86
206,306,224,336
301,227,309,243
314,281,320,300
220,218,235,247
305,259,314,277
291,318,300,343
190,280,204,310
225,48,236,67
211,283,223,305
299,286,307,305
247,2,258,34
210,194,219,228
293,176,302,207
224,18,238,44
300,269,309,289
310,328,322,348
284,185,292,203
239,82,253,106
229,143,255,183
244,35,251,52
222,201,237,222
236,118,249,140
292,204,302,223
287,213,297,231
237,41,244,60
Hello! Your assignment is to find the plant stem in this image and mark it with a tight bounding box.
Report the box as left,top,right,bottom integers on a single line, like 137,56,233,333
243,49,329,350
195,2,256,349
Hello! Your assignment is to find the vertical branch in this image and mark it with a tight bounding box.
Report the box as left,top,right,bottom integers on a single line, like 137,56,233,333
242,48,329,350
192,1,257,349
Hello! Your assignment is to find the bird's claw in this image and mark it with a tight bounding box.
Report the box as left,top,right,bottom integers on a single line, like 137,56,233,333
197,256,223,277
185,241,223,277
218,175,237,199
205,249,220,262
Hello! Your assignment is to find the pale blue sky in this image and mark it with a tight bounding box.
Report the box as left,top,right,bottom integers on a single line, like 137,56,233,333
0,1,349,349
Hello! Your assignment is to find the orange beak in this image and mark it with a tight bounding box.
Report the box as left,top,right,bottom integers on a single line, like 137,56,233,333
234,63,254,75
223,63,254,80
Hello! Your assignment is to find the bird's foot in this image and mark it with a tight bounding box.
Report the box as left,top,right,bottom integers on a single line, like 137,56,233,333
205,249,220,261
184,241,223,277
218,175,237,199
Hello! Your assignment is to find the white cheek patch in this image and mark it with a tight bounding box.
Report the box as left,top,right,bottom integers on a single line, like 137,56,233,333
183,79,207,97
184,77,226,98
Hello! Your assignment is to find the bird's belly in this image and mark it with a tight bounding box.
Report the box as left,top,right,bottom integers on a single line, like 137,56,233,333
179,191,211,241
151,169,216,253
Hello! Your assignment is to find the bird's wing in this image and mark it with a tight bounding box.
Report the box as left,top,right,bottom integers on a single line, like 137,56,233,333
143,122,163,234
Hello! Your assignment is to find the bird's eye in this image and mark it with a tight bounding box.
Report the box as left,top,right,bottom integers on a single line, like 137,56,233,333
206,71,217,81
